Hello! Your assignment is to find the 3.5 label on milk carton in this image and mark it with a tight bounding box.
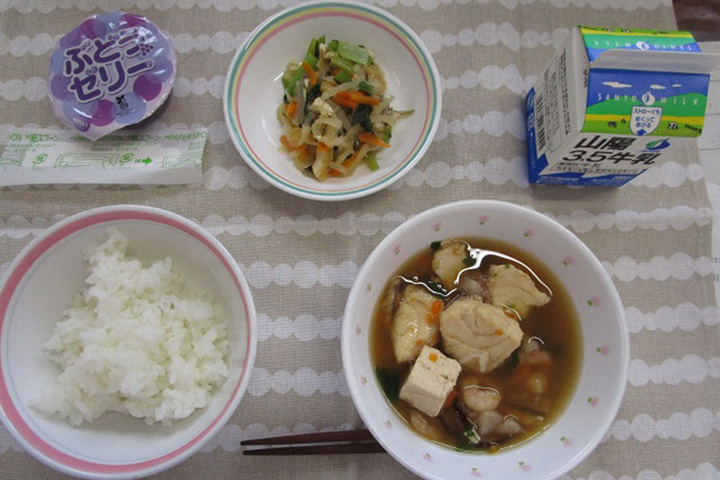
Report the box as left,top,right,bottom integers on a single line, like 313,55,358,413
525,25,720,187
549,134,667,174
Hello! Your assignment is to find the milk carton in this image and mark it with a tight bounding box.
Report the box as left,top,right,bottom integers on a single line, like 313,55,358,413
525,26,720,186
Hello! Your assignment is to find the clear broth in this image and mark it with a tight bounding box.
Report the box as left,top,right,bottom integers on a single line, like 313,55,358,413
370,237,583,452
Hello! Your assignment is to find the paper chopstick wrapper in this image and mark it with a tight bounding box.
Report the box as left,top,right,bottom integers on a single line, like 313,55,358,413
0,128,206,186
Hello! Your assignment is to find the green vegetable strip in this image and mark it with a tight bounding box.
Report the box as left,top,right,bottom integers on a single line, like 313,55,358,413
307,38,318,56
328,39,339,51
284,68,304,96
334,71,352,84
337,41,370,65
330,56,354,75
304,52,318,69
366,152,379,171
358,81,374,94
382,128,392,143
290,69,304,95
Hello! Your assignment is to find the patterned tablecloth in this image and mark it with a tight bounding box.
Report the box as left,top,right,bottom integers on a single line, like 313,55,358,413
1,1,718,479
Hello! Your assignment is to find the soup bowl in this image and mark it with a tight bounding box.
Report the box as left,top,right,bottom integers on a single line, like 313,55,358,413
342,200,628,480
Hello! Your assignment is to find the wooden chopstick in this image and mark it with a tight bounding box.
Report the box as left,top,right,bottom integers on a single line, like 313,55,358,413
241,429,386,455
243,442,386,455
242,429,376,446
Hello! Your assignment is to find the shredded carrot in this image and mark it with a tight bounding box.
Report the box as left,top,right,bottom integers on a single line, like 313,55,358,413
332,92,359,109
334,97,358,108
346,91,380,106
426,312,438,324
443,389,457,407
301,61,317,87
359,132,391,148
343,149,362,167
431,300,443,315
329,149,361,176
317,142,330,153
285,101,297,118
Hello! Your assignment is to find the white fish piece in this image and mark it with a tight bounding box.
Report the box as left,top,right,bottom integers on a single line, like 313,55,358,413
440,296,523,373
391,284,441,363
487,264,550,319
431,239,469,290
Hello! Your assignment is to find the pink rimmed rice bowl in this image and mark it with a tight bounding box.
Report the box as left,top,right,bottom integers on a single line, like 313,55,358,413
0,205,257,479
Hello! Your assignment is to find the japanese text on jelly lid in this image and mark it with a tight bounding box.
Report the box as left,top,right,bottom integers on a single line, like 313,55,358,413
48,12,176,141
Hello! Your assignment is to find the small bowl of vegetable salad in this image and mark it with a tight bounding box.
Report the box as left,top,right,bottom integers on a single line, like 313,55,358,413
224,0,442,201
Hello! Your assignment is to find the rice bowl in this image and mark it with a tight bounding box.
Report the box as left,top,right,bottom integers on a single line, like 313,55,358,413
32,228,231,428
0,205,257,479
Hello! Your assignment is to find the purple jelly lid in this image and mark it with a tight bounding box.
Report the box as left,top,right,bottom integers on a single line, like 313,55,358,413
48,12,176,141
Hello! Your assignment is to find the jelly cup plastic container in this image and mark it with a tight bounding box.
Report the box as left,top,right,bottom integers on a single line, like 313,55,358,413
48,12,176,141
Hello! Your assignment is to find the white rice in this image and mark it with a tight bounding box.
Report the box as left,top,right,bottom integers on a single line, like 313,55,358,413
31,228,229,426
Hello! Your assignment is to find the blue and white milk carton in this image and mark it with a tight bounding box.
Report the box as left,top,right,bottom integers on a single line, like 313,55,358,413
525,26,720,186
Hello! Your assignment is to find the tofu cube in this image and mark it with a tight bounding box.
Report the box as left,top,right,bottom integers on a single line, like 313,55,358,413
399,345,461,417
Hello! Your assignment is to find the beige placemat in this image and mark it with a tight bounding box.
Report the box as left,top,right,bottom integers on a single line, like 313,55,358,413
1,1,717,479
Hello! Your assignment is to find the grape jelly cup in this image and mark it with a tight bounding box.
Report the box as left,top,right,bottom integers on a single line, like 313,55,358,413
48,12,176,141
